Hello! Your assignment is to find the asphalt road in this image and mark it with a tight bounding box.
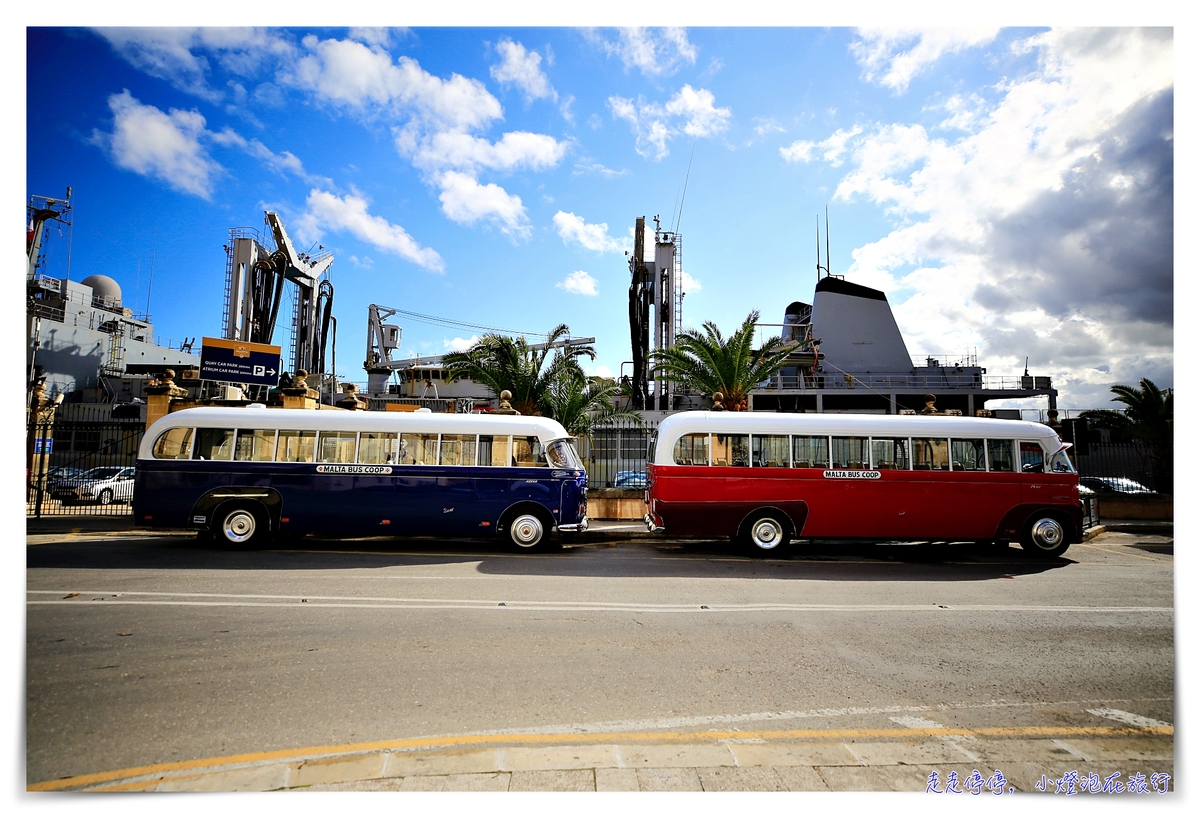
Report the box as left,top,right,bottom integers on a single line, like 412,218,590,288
26,529,1174,787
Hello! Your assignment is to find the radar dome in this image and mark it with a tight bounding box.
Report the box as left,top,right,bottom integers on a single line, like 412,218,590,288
81,275,122,305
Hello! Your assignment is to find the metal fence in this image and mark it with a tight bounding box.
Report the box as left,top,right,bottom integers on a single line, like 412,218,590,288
26,404,143,517
1071,441,1159,492
581,419,658,489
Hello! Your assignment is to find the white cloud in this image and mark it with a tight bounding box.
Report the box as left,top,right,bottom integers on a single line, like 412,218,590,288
781,125,865,167
587,27,697,76
285,35,502,132
553,211,625,253
556,270,599,296
92,90,222,199
827,28,1173,405
298,189,444,272
573,160,626,178
95,27,295,102
679,270,702,293
444,335,480,352
210,127,331,185
436,171,531,239
409,130,568,175
490,40,556,102
850,28,1000,93
609,84,731,160
587,364,614,378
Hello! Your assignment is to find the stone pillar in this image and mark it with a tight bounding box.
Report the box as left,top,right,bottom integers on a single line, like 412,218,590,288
144,369,189,430
281,369,320,410
335,383,368,411
27,378,61,507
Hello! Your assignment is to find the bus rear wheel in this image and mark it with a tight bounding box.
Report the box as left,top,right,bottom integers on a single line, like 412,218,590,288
216,504,267,549
1019,514,1069,558
741,511,791,555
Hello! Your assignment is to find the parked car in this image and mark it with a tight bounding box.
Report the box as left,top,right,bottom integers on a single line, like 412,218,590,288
49,466,136,505
613,470,649,489
44,466,86,484
1078,476,1154,494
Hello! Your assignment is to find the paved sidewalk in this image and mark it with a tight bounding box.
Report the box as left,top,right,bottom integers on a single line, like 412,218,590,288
32,730,1173,793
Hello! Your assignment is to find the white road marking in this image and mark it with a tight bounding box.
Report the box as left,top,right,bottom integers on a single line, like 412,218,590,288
890,715,981,760
25,591,1171,614
1085,708,1172,728
889,715,944,729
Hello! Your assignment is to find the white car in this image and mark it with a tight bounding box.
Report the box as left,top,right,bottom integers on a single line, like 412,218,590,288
50,466,136,505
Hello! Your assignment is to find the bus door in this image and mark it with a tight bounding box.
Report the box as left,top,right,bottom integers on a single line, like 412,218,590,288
1018,441,1051,505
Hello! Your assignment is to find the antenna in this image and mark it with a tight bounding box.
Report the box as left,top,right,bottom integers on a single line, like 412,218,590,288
673,141,696,234
825,206,831,277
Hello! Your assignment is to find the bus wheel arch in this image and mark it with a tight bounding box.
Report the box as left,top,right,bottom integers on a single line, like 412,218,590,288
1019,510,1070,558
739,508,794,554
499,503,557,551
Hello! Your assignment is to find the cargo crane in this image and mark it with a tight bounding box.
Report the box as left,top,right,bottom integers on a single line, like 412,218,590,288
222,211,334,377
362,304,594,400
627,215,681,410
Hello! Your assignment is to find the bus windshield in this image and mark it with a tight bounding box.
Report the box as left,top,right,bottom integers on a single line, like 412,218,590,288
546,439,583,470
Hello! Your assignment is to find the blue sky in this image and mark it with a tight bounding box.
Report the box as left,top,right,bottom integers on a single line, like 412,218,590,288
24,18,1175,409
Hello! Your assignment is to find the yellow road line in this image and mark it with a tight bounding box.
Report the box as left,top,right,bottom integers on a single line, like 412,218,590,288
29,723,1173,792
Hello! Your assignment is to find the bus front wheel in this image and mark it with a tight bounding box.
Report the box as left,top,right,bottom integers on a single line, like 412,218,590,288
503,509,557,552
1019,514,1069,558
216,504,267,549
741,511,791,555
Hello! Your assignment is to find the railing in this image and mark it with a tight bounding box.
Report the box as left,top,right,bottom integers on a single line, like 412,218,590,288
751,372,1052,392
582,418,659,489
26,404,144,518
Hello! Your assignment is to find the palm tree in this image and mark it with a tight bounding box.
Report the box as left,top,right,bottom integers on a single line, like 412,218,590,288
1079,378,1173,493
649,310,795,411
442,324,594,416
542,369,645,436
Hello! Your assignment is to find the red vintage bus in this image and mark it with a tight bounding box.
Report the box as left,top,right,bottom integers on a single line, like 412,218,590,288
643,411,1081,557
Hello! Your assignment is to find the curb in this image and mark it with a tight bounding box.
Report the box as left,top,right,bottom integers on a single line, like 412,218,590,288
31,728,1174,793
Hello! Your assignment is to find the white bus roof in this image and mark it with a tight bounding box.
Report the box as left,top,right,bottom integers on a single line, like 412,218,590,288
652,411,1062,464
141,407,571,459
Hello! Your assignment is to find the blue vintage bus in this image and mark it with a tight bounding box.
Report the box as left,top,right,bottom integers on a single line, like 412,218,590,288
134,406,588,549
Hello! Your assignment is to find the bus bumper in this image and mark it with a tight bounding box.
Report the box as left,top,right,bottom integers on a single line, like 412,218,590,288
558,516,589,533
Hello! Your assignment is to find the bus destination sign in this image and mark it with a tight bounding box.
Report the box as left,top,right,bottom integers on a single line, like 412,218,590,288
823,470,882,479
199,337,283,387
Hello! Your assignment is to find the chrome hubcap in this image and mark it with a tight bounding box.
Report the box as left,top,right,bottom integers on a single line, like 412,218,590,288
1031,518,1064,549
751,518,783,550
510,514,543,547
223,510,256,544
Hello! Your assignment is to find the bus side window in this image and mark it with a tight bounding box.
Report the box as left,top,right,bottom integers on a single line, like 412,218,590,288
831,437,869,470
235,429,277,462
912,438,950,470
713,434,749,467
513,436,545,467
792,436,828,469
987,440,1014,472
359,432,399,465
277,430,317,463
399,433,438,466
673,433,710,466
194,428,235,461
153,427,194,460
1019,442,1046,473
440,434,477,466
752,435,790,467
478,435,511,467
319,432,358,464
870,438,909,470
950,439,986,471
